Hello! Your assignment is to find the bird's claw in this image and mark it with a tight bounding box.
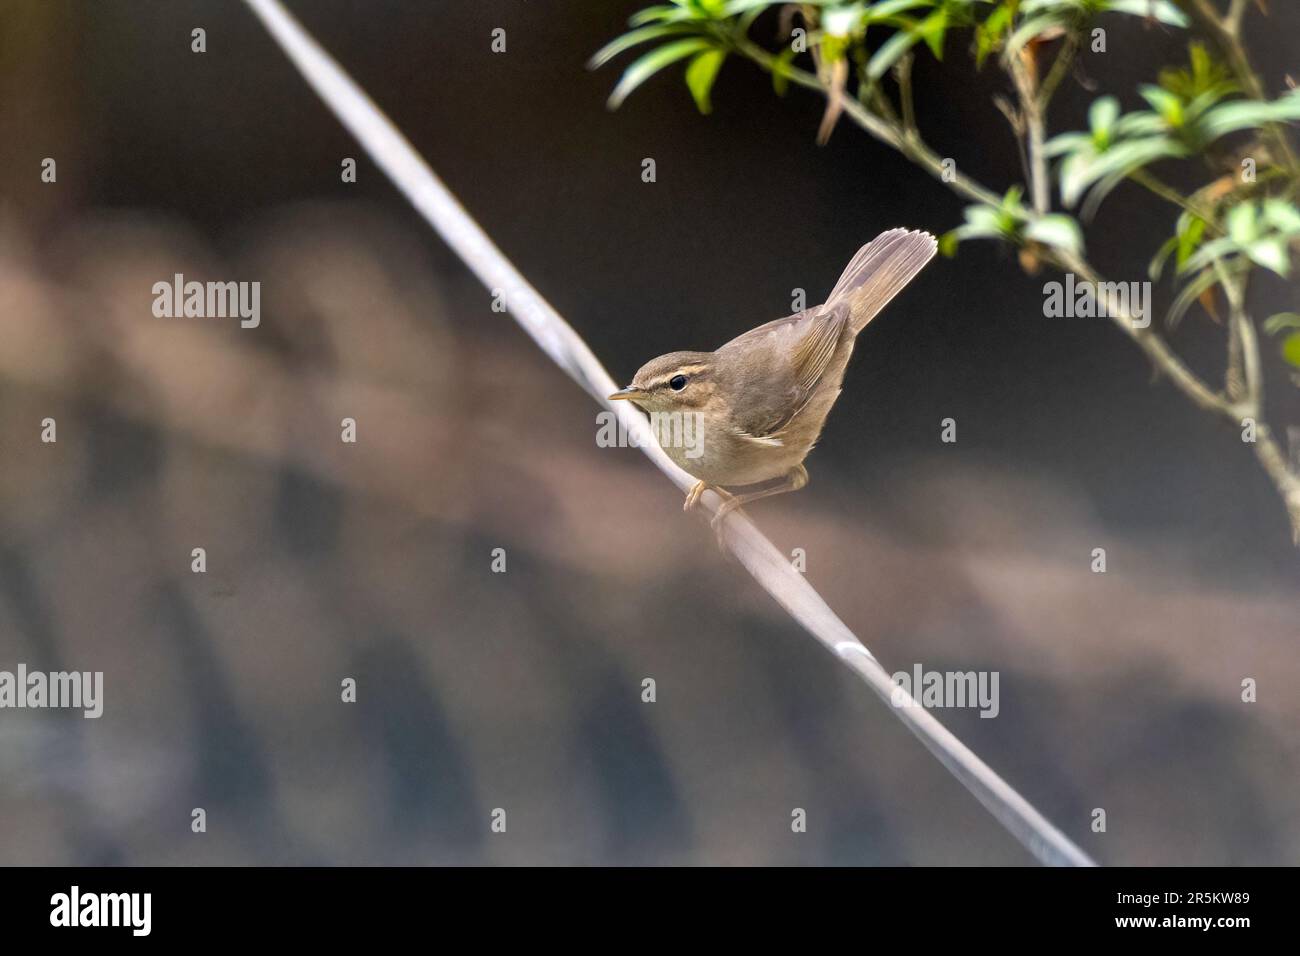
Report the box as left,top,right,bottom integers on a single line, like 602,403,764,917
683,480,707,512
710,500,741,550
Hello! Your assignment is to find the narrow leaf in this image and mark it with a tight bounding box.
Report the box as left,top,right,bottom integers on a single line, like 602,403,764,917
685,49,726,114
589,24,691,69
608,38,714,109
1025,214,1085,255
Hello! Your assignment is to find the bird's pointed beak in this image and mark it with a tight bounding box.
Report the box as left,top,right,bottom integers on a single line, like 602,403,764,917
608,385,643,401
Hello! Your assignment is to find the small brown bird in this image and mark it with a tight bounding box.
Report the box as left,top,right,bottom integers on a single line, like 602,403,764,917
610,228,936,538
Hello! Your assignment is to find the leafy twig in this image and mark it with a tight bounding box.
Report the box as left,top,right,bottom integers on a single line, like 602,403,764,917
1179,0,1300,173
724,17,1300,542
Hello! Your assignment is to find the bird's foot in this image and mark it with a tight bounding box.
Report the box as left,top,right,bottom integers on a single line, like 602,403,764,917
710,497,745,550
683,480,708,512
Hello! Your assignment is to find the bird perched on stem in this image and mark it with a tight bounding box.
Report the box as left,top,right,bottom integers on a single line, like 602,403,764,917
610,228,937,543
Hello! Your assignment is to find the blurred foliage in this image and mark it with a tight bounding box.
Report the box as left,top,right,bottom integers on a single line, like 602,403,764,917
594,0,1300,373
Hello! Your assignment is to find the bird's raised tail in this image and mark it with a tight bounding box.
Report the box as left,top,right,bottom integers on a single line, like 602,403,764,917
827,228,937,334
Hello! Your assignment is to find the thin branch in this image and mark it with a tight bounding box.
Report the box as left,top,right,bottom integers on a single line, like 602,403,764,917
1055,249,1236,417
1226,0,1249,35
1004,27,1082,219
242,0,1096,867
1226,303,1246,401
1234,301,1263,409
1129,169,1224,233
1250,423,1300,544
1038,32,1081,108
1007,47,1050,214
1215,264,1262,409
994,94,1034,190
895,52,917,137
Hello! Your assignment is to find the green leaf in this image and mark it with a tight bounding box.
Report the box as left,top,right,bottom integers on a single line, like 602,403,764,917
823,4,868,35
1166,265,1221,329
866,25,922,80
1006,14,1067,56
685,49,726,114
1114,111,1166,137
1159,42,1236,103
1197,90,1300,143
1176,215,1207,270
942,218,1009,254
1180,235,1239,274
720,0,790,13
1244,237,1290,276
1282,332,1300,368
1089,96,1120,142
1226,202,1257,244
1262,312,1300,335
975,4,1013,68
964,204,1005,230
1018,0,1076,11
1025,214,1085,254
1149,235,1179,280
589,24,692,69
1106,0,1189,27
943,201,1021,254
608,38,714,109
1043,131,1091,158
865,0,936,18
1262,199,1300,235
1139,85,1184,127
629,6,684,27
1079,168,1130,222
771,46,797,96
916,9,949,60
1058,137,1185,207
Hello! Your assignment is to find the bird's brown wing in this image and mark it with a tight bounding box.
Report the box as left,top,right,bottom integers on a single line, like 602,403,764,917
717,302,851,439
789,304,849,391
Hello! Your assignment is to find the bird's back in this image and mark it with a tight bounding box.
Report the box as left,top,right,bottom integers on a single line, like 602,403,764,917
715,229,936,450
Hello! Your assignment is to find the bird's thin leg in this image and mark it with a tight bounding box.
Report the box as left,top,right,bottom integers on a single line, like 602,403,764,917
711,465,809,545
683,481,734,512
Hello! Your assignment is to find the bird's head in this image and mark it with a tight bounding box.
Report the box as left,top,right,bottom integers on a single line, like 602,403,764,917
609,351,715,412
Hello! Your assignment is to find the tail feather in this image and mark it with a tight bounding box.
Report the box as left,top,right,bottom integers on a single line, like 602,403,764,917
827,229,937,334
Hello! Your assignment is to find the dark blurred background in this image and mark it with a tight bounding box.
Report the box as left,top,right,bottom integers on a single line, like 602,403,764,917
0,0,1297,865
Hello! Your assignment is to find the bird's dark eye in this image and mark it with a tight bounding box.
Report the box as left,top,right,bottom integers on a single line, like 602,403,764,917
669,374,688,391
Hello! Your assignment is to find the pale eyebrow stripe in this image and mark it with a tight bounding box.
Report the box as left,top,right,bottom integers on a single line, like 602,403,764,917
646,365,709,388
